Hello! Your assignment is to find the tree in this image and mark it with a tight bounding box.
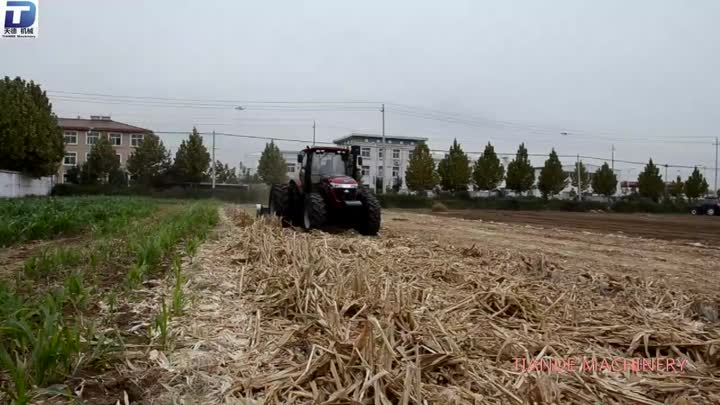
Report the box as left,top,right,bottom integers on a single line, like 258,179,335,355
437,139,471,192
569,161,591,194
240,167,262,184
127,133,171,185
684,167,709,201
84,136,120,184
505,143,535,195
637,159,664,201
537,149,567,198
0,77,64,177
405,143,438,192
210,160,239,184
472,142,505,190
65,165,81,184
257,141,287,184
591,162,618,199
127,134,172,184
668,175,684,198
172,127,210,183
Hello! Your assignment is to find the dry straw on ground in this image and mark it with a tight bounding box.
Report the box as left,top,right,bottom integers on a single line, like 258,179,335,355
124,207,719,404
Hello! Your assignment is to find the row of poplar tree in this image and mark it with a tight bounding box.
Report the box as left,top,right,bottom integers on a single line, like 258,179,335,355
404,139,713,201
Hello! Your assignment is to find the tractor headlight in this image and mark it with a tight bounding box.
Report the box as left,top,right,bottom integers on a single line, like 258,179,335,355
330,183,357,189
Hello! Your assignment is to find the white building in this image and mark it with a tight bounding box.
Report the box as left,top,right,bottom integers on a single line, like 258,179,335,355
281,150,300,179
333,133,428,191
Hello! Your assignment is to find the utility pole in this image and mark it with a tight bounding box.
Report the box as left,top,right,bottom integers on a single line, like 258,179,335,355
380,103,386,194
664,164,668,182
312,120,316,146
611,144,615,171
714,137,718,195
211,130,216,189
576,154,582,201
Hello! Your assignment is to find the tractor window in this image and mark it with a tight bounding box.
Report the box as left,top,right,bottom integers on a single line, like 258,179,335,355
311,153,347,181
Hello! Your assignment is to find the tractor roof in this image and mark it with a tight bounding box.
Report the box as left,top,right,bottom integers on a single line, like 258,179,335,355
303,146,348,153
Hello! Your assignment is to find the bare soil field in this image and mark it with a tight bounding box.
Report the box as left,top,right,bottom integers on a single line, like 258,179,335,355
424,209,720,243
114,206,720,404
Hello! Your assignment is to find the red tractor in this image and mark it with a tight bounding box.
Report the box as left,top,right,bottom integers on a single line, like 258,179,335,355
266,146,381,235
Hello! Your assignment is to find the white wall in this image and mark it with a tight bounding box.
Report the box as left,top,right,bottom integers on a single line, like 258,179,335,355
0,170,53,198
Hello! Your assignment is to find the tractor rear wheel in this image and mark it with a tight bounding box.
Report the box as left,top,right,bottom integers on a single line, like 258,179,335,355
355,189,381,235
269,185,290,226
302,193,327,230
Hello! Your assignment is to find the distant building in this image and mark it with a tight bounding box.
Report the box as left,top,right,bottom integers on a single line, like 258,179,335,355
281,150,300,179
58,116,152,183
333,133,428,191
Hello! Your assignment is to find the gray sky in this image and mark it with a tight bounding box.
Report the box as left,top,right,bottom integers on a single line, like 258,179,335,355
3,0,719,182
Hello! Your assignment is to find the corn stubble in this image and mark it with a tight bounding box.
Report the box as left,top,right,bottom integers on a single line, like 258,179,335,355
142,208,720,404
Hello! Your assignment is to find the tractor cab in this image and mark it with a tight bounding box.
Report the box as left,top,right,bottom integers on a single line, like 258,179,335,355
295,146,363,194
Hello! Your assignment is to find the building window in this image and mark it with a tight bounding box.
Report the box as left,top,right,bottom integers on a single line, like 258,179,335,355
63,152,77,166
361,147,371,158
378,166,384,176
392,166,400,177
86,131,100,145
287,163,296,173
64,131,78,145
116,153,122,164
408,151,414,160
378,149,384,159
131,134,144,146
109,133,122,146
392,149,400,159
362,165,370,176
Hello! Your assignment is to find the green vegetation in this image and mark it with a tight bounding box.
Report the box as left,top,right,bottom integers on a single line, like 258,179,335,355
538,149,567,198
405,143,438,193
0,196,157,247
684,167,709,201
472,142,505,191
126,133,172,186
82,136,123,185
570,161,591,194
257,140,287,185
591,163,618,199
505,143,535,195
437,139,471,192
0,77,64,178
0,197,219,402
172,127,211,183
638,159,664,201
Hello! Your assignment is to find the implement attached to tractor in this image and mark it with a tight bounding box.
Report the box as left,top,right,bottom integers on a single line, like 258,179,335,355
256,145,381,235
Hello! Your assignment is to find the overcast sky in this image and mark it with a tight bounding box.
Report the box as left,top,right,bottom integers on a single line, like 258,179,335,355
3,0,719,181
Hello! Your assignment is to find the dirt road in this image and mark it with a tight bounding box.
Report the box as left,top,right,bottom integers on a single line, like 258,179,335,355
387,209,720,295
423,209,720,242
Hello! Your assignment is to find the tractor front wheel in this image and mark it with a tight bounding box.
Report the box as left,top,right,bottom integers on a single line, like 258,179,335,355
302,193,327,230
355,189,381,235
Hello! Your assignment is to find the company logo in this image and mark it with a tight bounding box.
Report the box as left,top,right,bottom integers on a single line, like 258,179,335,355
2,0,38,38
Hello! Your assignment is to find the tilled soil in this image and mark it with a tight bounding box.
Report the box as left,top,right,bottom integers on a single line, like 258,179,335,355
425,209,720,243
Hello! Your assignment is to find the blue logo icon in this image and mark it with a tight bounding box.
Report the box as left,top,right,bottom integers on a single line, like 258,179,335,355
5,1,36,28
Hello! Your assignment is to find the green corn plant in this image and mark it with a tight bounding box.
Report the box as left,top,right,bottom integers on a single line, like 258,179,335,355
66,272,88,310
185,237,199,261
126,263,148,290
153,299,170,349
0,348,30,405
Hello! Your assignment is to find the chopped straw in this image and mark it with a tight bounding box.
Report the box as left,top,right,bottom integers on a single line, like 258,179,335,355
116,207,720,404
